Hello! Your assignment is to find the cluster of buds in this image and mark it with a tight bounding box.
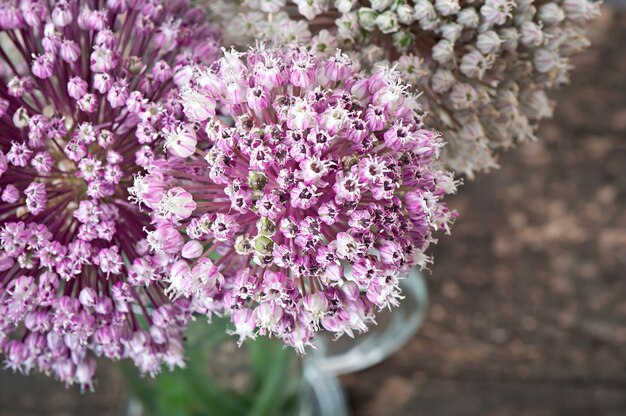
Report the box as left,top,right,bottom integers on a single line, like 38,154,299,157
212,0,599,176
130,45,457,352
205,0,313,45
0,0,220,388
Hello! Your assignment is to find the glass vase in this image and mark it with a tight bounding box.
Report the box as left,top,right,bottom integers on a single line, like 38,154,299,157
309,267,428,376
122,318,349,416
123,268,427,416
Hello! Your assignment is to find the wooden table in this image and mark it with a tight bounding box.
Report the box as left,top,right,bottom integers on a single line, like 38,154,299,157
343,9,626,415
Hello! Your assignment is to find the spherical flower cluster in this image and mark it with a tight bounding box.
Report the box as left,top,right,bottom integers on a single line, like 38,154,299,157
0,0,220,388
131,45,457,352
205,0,312,46
213,0,599,177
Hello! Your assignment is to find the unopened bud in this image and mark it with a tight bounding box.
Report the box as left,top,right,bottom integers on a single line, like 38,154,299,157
181,240,203,259
357,8,378,31
13,107,30,128
256,217,276,237
254,235,274,255
393,30,414,50
248,171,268,191
235,234,253,255
376,11,399,34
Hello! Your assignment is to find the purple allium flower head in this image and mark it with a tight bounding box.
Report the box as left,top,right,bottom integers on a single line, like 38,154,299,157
132,45,458,353
0,0,220,389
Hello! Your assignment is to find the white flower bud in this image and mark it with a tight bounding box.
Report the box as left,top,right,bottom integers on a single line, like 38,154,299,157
458,118,485,142
257,0,286,13
51,3,72,27
396,4,415,25
160,187,196,220
375,10,399,34
513,7,537,27
559,32,591,55
413,0,436,21
563,0,600,21
475,85,491,107
421,17,441,31
43,22,56,37
520,21,544,48
481,0,513,27
12,107,30,128
449,83,478,110
516,0,534,12
440,22,463,42
538,3,565,25
293,0,327,19
337,12,360,40
521,89,554,119
431,69,456,93
499,27,519,51
533,48,559,73
357,7,378,31
335,0,357,13
432,39,455,64
392,30,413,50
396,54,427,84
359,45,386,67
371,0,393,11
496,88,519,111
456,7,479,28
476,30,501,55
173,65,194,87
435,0,460,16
460,50,488,79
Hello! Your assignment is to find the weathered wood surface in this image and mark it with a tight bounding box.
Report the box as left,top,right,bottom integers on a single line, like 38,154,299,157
0,8,624,416
343,9,626,416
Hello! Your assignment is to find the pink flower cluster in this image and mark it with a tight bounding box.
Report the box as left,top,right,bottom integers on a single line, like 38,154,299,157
131,45,457,352
0,0,220,388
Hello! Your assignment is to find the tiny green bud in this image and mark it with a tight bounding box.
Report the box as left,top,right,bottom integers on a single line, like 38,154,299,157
342,155,360,171
254,235,274,255
248,171,268,191
197,216,213,234
249,127,263,138
235,234,253,255
376,11,399,34
357,8,378,31
204,147,219,165
250,190,264,209
126,56,145,75
256,217,277,237
393,30,414,51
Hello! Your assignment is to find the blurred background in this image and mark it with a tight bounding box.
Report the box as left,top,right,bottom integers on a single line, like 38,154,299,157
0,4,624,416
